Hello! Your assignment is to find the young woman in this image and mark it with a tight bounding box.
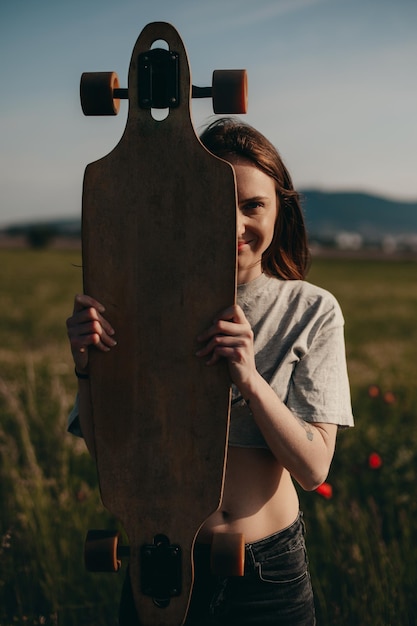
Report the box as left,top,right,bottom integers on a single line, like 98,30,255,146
67,118,354,625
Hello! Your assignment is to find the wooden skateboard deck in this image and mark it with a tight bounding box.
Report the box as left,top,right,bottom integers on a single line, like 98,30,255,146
81,22,241,625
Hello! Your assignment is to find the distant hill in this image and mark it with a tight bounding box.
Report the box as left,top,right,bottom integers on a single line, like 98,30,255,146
1,190,417,246
1,218,80,248
301,190,417,239
4,218,80,237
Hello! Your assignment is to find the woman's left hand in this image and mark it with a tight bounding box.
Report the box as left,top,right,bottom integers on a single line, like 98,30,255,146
196,304,257,392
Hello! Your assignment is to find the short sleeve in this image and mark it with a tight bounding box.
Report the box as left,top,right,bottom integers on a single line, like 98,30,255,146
286,309,354,428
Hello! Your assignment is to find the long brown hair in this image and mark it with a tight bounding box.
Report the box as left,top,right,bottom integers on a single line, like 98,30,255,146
200,118,310,280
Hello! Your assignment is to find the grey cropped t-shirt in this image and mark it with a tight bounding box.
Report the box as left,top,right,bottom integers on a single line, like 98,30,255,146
228,273,353,448
68,273,354,447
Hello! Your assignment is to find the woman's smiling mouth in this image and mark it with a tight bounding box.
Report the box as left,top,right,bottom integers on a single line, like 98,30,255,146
237,239,252,251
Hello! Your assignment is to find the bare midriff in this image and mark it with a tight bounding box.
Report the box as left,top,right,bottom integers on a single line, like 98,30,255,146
197,446,300,544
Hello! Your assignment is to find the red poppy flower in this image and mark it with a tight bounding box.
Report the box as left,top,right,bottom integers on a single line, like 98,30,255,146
383,391,396,405
368,452,383,469
368,385,380,398
315,482,333,499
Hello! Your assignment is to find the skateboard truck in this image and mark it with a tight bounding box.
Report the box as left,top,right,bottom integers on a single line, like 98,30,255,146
137,48,179,109
80,53,247,116
141,534,182,608
84,529,244,584
84,530,182,607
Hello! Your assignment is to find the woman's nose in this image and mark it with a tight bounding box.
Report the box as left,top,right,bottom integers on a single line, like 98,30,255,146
237,210,246,236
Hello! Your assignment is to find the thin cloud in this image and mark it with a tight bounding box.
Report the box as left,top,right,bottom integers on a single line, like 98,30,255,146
177,0,329,36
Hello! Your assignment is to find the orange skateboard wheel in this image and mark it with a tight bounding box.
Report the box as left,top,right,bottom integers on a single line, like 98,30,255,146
212,69,248,114
211,532,245,577
80,71,121,116
84,529,121,572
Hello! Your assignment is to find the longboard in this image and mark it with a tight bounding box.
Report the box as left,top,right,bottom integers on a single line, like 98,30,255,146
80,21,247,625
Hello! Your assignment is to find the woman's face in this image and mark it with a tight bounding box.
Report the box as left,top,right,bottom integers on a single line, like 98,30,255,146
228,157,278,284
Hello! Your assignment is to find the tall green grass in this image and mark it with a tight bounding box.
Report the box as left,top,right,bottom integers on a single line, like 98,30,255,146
0,250,416,624
305,258,417,625
0,250,123,625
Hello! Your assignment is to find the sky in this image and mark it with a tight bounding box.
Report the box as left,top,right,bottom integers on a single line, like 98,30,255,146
1,0,416,226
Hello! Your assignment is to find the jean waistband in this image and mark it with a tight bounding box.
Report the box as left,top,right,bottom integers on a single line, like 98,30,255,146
244,511,305,572
193,511,305,571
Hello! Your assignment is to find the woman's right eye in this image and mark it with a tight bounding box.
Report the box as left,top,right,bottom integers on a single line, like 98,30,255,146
244,201,264,213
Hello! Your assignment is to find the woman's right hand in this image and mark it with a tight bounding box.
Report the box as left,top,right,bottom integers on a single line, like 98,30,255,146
66,294,117,374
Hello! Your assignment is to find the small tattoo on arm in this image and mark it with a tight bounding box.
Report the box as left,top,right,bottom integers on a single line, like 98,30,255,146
296,416,314,441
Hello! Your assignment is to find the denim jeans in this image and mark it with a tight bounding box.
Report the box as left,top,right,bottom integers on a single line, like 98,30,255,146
119,512,315,625
186,511,315,625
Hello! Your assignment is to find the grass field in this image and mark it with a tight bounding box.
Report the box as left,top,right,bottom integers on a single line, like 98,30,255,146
0,248,416,625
